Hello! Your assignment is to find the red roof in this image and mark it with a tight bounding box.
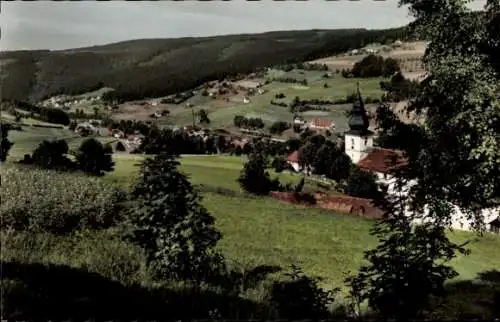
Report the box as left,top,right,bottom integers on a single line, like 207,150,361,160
311,118,334,129
358,148,408,174
287,150,300,163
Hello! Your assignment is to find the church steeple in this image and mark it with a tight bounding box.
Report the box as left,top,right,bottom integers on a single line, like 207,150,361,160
347,83,371,135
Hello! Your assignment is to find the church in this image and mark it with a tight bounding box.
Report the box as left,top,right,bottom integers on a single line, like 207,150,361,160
287,86,500,233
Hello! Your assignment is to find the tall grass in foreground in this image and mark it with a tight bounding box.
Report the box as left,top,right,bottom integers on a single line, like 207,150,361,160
0,167,127,234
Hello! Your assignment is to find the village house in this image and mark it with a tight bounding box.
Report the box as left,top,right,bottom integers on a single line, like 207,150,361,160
286,87,500,233
308,118,335,132
293,116,306,126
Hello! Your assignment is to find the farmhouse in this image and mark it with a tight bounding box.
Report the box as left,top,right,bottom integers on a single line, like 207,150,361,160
309,118,335,131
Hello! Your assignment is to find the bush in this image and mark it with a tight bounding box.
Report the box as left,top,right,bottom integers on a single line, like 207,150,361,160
115,141,126,152
76,138,115,176
31,139,75,171
0,167,127,235
270,265,337,320
269,121,290,135
271,157,288,173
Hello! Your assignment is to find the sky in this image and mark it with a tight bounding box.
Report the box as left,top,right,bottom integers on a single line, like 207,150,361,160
1,0,487,51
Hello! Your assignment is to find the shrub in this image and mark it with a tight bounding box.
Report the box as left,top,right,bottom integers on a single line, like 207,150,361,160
31,139,75,171
115,141,126,152
1,123,13,162
270,265,337,320
0,167,127,235
271,157,288,173
76,138,115,176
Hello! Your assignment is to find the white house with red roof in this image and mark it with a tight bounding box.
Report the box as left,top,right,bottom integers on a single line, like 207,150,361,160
309,118,335,131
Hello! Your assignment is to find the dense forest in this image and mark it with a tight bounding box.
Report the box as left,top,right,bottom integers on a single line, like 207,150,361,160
0,27,409,102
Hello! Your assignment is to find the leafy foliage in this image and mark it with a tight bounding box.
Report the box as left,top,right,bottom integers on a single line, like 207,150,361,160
0,167,127,235
270,265,337,320
1,123,13,162
30,139,75,170
344,166,382,200
269,121,290,135
345,182,469,319
346,1,500,319
233,115,265,129
238,153,281,195
76,138,115,176
379,71,420,102
350,54,401,78
115,141,126,152
198,109,210,125
128,153,223,283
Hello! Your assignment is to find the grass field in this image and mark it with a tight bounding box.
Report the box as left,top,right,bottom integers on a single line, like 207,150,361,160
7,126,117,157
108,154,500,294
159,72,385,132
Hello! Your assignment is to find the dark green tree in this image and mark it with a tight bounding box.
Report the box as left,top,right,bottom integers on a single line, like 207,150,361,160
198,109,210,124
76,138,114,176
31,139,74,170
347,1,500,319
271,265,337,320
238,152,279,195
129,153,223,283
1,123,13,163
115,141,126,152
344,166,381,200
345,183,469,319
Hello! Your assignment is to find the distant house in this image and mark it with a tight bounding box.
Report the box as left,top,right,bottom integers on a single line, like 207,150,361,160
309,118,335,131
126,134,145,147
75,122,97,136
286,150,301,172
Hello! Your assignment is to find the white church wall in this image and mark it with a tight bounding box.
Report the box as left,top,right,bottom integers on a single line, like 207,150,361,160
376,175,499,232
345,133,373,163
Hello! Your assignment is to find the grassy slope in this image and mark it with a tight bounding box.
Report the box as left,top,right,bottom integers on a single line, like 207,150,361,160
108,154,500,291
164,71,384,132
7,126,117,157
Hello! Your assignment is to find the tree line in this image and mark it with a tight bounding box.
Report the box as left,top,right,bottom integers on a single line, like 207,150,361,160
342,54,401,78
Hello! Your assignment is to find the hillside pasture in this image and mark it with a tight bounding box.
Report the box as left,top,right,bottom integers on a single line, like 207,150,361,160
2,153,500,318
6,126,117,158
159,73,385,133
108,153,500,291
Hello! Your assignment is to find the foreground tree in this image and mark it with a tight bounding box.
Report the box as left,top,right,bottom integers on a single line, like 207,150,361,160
347,1,500,319
345,179,469,319
76,138,114,176
0,123,13,162
129,153,223,283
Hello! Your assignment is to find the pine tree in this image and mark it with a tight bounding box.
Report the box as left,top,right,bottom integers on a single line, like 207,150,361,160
129,153,223,283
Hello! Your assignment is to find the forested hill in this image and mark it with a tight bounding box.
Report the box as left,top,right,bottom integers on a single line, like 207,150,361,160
0,27,408,102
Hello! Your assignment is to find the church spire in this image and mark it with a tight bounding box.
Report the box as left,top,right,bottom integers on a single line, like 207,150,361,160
347,83,371,135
